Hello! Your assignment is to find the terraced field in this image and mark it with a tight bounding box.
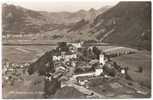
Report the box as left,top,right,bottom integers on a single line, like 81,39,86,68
2,45,56,64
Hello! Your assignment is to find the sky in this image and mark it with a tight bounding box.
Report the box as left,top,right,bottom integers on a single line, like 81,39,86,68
2,0,119,12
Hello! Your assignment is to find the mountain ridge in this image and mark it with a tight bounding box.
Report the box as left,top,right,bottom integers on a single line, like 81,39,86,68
2,2,151,50
2,3,110,34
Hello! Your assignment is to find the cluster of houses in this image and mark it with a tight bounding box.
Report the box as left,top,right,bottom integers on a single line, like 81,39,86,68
52,52,77,62
2,61,30,86
47,42,128,89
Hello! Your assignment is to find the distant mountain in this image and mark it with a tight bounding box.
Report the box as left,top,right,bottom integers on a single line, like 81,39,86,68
2,3,109,34
2,2,151,50
67,6,111,38
67,2,151,50
2,4,45,34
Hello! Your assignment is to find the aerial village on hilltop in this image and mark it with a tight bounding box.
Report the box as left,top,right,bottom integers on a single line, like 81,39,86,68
2,1,151,99
2,41,150,98
25,41,149,98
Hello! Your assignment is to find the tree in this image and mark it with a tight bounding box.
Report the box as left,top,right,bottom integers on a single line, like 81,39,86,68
44,77,61,98
92,46,101,59
28,51,55,75
57,42,69,52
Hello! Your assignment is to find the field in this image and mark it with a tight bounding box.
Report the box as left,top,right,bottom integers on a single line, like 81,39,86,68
2,45,56,64
88,78,147,98
112,51,151,88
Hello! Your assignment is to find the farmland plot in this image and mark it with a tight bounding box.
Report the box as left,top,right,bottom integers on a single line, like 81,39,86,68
112,51,151,88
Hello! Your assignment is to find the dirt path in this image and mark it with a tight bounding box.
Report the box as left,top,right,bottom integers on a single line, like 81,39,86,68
71,83,105,98
16,47,31,53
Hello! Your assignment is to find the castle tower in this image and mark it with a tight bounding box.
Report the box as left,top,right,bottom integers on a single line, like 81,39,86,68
99,53,105,65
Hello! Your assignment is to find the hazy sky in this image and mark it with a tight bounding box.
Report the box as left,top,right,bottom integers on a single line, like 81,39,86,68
3,0,119,12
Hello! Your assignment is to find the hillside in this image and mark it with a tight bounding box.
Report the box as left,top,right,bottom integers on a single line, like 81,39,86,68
65,2,151,50
92,2,151,50
2,4,44,34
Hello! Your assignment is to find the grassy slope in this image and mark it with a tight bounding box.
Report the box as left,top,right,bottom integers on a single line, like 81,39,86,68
3,73,45,99
94,2,151,50
112,51,151,88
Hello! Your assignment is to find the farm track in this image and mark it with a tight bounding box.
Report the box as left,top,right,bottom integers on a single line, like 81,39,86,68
70,83,105,98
